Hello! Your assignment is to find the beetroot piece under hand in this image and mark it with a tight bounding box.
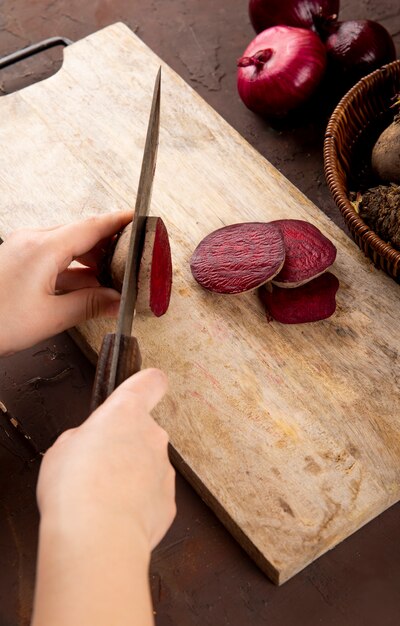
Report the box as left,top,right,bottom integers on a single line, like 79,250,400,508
271,219,337,287
260,272,339,323
137,216,173,317
190,222,285,294
110,225,131,292
111,217,172,317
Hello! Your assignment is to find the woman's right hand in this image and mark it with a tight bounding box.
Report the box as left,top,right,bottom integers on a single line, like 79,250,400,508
36,367,176,551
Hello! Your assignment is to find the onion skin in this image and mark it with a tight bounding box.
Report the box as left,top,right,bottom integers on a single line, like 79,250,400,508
249,0,340,33
237,26,326,117
325,20,396,82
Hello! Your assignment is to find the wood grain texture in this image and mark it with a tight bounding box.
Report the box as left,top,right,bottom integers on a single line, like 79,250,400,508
0,23,399,584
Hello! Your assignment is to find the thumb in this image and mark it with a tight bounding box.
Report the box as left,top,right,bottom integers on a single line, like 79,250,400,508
112,368,168,413
54,287,121,328
87,368,168,424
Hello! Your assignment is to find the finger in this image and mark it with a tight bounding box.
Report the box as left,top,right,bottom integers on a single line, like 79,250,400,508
51,287,121,329
48,211,133,272
33,224,63,233
55,267,100,291
75,235,117,269
110,368,168,414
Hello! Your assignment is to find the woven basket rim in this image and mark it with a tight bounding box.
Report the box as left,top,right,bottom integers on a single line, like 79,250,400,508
324,59,400,272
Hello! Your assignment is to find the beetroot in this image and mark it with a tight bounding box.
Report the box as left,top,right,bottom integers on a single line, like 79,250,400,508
190,222,285,294
271,219,337,287
110,225,130,292
137,216,172,317
111,216,172,317
260,272,339,323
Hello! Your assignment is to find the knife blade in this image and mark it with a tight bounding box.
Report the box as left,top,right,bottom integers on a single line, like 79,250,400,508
90,67,161,411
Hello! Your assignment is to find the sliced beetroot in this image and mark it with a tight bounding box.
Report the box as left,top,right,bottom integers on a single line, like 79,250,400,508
271,219,337,288
260,272,339,324
190,222,285,294
137,216,172,317
110,217,172,317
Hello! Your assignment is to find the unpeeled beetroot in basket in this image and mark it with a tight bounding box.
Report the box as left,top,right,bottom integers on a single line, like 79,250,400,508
323,58,400,281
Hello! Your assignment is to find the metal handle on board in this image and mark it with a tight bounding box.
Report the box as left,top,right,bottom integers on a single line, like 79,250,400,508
0,36,73,70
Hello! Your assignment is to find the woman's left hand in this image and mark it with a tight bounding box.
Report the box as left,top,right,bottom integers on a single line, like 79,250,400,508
0,211,132,356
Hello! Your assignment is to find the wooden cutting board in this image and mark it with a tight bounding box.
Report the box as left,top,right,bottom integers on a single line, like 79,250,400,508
0,23,399,584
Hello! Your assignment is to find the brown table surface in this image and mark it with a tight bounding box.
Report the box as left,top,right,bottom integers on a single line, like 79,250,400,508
0,1,399,624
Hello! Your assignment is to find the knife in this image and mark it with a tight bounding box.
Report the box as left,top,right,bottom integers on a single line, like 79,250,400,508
90,67,161,412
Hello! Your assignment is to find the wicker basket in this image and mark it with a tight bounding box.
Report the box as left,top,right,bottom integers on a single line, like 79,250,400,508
324,59,400,281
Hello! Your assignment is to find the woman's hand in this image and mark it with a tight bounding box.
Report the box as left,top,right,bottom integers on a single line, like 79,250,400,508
33,368,176,626
0,211,132,356
37,368,176,550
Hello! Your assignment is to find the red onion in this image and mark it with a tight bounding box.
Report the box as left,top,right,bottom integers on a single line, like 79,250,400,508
237,26,326,117
325,20,396,82
249,0,339,33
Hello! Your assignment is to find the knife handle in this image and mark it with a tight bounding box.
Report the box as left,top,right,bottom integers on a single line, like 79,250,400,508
90,333,142,413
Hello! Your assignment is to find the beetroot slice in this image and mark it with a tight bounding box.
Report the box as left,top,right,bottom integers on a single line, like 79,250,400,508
260,272,339,324
137,216,173,317
271,219,337,288
110,217,172,317
190,222,285,294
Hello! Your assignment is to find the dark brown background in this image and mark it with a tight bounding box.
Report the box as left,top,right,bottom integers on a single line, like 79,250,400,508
0,1,399,625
